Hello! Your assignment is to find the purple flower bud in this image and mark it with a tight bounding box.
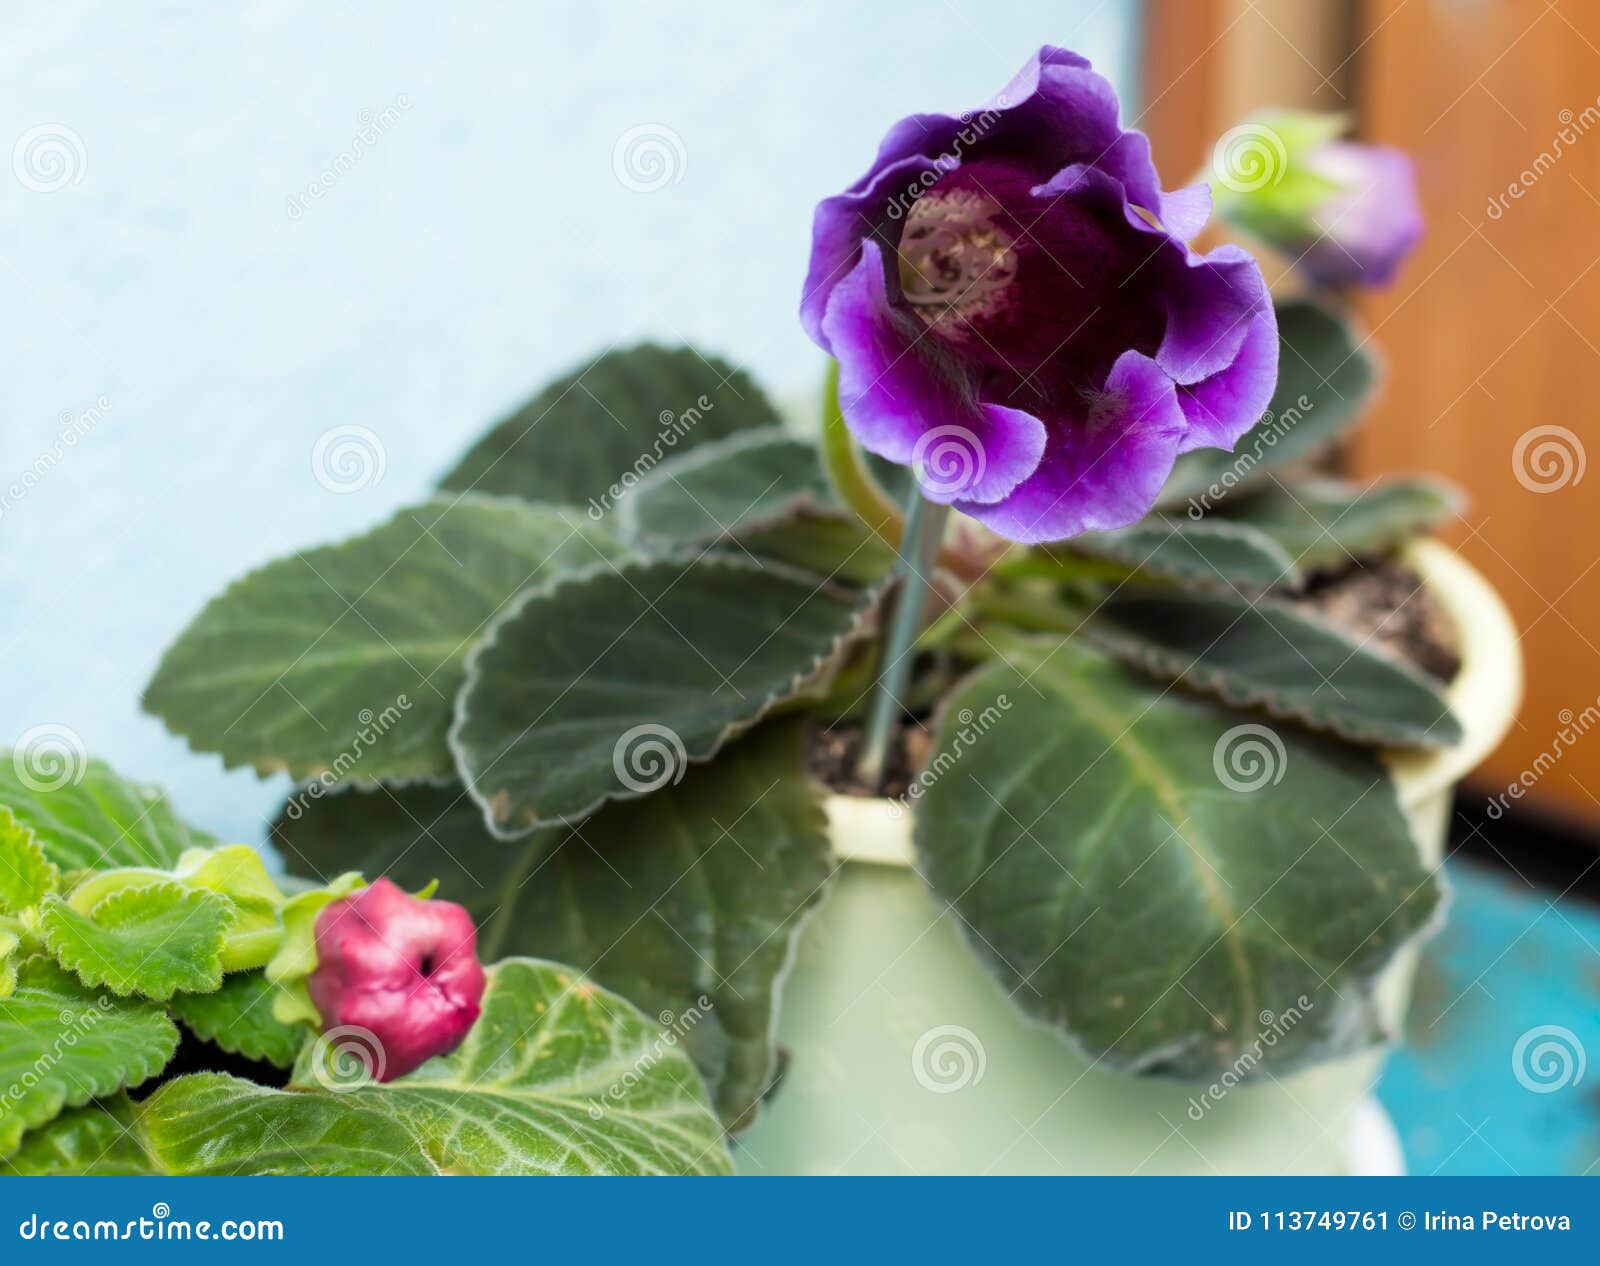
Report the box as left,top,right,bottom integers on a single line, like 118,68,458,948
1294,142,1423,288
308,878,485,1081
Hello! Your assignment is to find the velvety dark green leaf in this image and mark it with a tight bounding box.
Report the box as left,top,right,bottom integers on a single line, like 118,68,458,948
271,724,831,1133
914,637,1443,1080
1063,517,1301,592
438,344,780,510
168,970,307,1068
0,966,179,1157
1161,301,1377,508
144,496,622,784
12,960,732,1175
620,428,834,543
452,554,880,833
1084,589,1462,749
1213,476,1463,572
0,756,218,872
740,508,897,586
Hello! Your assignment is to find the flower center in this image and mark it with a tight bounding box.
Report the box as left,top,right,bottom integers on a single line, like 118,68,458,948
897,189,1017,338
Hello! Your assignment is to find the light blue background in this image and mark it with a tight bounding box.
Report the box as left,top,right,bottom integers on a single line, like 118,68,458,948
0,2,1139,843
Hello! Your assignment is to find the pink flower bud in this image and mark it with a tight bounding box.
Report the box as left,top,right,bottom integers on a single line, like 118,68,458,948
308,878,485,1081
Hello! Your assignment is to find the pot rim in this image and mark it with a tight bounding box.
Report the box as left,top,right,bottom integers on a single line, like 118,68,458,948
826,537,1522,866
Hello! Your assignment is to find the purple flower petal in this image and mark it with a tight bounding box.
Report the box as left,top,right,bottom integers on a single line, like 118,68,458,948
1154,243,1271,385
1176,301,1279,452
958,350,1188,542
1159,183,1213,240
1301,143,1423,287
822,240,1045,504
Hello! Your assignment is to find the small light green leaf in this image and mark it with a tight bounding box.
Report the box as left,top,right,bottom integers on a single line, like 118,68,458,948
1161,301,1377,508
168,970,308,1068
143,496,623,784
0,807,58,913
452,554,881,834
1061,516,1302,591
41,883,235,1000
4,1096,157,1175
438,344,781,511
273,723,831,1132
1084,588,1462,749
0,971,179,1157
0,756,219,872
12,960,732,1175
914,638,1443,1080
1212,475,1464,573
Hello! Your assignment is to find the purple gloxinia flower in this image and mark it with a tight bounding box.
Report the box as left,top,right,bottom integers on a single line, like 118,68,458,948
1210,113,1422,289
801,46,1277,544
309,878,486,1082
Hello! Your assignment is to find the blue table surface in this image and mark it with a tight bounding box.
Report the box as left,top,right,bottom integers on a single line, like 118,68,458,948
1381,858,1600,1176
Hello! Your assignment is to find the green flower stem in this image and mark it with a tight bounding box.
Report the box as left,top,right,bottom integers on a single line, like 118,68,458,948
858,484,950,789
819,361,988,583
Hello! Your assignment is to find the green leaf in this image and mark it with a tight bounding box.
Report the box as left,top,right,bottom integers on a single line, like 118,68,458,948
272,723,831,1132
1084,588,1462,749
0,756,219,871
620,429,834,544
168,970,308,1068
0,969,179,1157
4,1096,157,1175
144,496,622,784
739,508,898,586
913,638,1443,1080
1062,517,1301,592
1212,476,1463,573
452,554,880,833
438,344,781,511
0,807,58,913
41,883,235,1000
1161,301,1377,508
12,960,733,1175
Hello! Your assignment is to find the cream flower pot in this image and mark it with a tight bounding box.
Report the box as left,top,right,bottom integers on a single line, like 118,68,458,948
735,541,1521,1176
